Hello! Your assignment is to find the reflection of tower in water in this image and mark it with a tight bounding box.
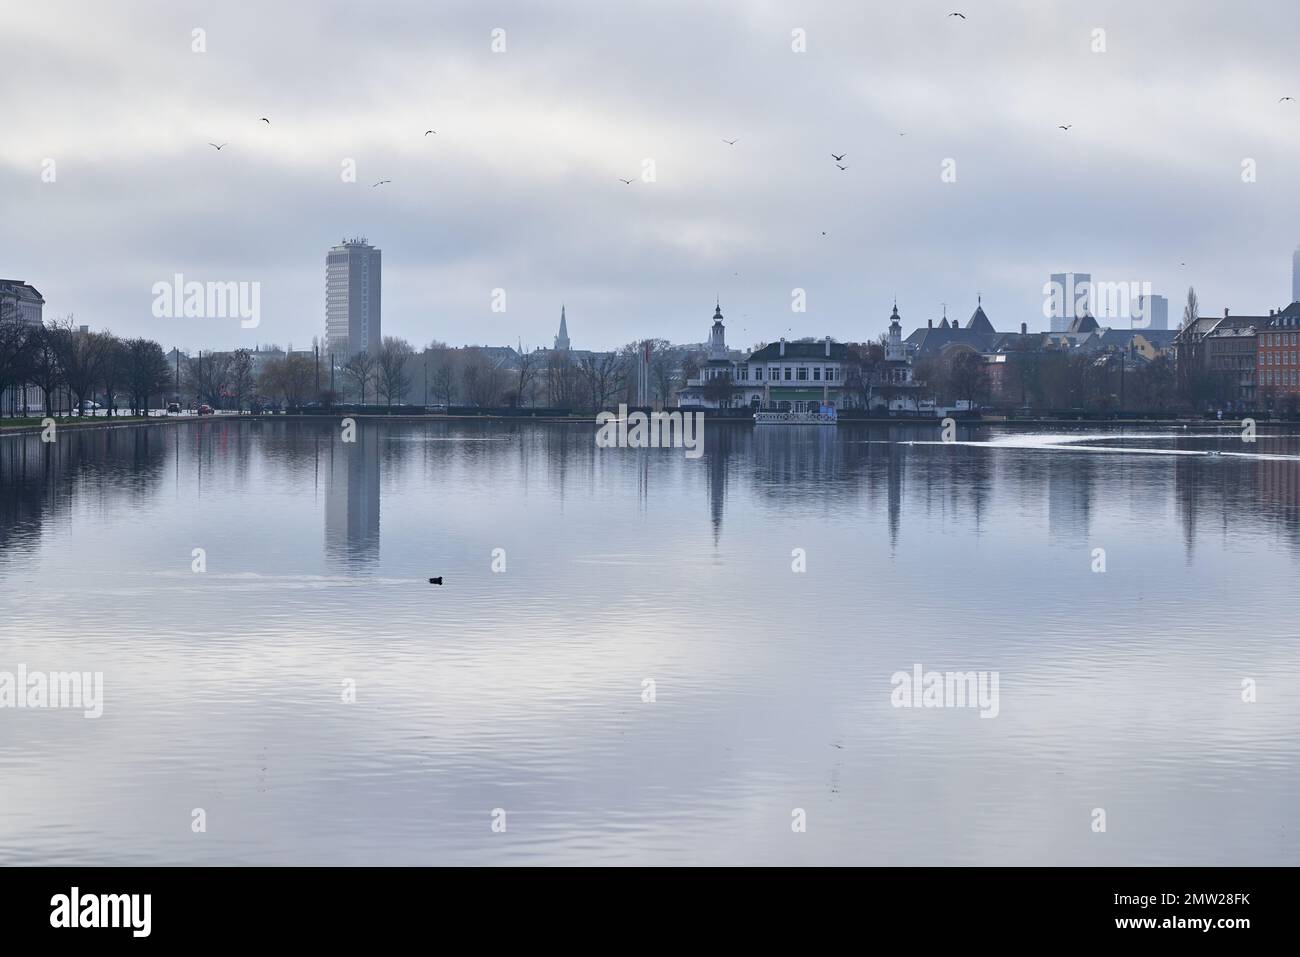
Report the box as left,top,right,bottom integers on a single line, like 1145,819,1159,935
1046,453,1095,545
705,425,742,544
325,427,381,567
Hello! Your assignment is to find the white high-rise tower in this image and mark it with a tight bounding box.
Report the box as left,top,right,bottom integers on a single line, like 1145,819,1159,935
325,237,381,358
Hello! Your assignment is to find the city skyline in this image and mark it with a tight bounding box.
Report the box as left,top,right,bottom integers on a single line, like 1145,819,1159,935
6,1,1300,352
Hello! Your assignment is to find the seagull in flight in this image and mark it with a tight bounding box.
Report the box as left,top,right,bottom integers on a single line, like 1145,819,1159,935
831,153,845,162
208,142,227,150
372,179,391,187
259,117,270,124
836,164,848,171
722,138,738,145
1058,124,1072,131
949,12,966,18
1281,97,1295,102
425,129,437,135
618,178,634,184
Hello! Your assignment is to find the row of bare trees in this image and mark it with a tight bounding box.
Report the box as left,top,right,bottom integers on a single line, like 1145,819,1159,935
0,314,172,417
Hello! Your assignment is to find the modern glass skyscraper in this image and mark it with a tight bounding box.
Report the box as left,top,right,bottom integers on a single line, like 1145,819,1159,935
325,237,381,358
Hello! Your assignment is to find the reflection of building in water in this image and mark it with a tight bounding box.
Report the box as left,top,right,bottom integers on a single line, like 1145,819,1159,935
885,440,903,549
325,427,380,567
1046,455,1095,545
704,424,743,543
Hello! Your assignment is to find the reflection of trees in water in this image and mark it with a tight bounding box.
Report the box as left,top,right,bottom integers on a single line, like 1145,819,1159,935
1173,432,1300,557
0,426,170,554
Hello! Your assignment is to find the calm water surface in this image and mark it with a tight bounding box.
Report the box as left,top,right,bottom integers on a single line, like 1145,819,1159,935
1,418,1297,865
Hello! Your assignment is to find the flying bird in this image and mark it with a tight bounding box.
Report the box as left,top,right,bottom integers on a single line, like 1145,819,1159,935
425,129,437,135
949,12,966,18
428,577,443,585
259,117,270,124
372,179,391,187
618,178,633,184
208,142,227,150
831,153,845,162
898,132,907,136
1281,97,1295,103
722,138,738,145
1058,124,1072,130
837,164,848,170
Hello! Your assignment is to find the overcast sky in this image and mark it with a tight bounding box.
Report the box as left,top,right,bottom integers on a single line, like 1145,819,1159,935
4,0,1300,352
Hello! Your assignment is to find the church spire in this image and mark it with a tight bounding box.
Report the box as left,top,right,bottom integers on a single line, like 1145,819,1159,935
554,304,570,351
708,300,727,360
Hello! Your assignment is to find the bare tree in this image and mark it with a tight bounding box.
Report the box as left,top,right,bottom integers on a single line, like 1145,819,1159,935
508,347,538,407
99,336,128,417
0,313,36,417
257,354,315,408
376,337,414,409
27,322,68,417
646,340,681,406
544,350,580,409
578,351,627,413
1182,286,1199,330
342,350,377,404
428,348,457,406
461,347,504,407
185,351,231,407
229,348,255,412
124,338,172,415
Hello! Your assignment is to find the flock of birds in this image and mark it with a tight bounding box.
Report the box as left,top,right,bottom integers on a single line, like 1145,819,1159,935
207,116,437,188
203,11,1300,198
197,10,1291,288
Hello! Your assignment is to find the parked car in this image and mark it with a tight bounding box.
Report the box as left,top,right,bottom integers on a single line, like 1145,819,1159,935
197,404,214,416
167,402,180,414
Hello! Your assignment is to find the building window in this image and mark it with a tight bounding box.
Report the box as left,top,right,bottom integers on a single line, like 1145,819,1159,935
814,367,821,381
769,367,779,381
784,368,792,381
797,367,807,381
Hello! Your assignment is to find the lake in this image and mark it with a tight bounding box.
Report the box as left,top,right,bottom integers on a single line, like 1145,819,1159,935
0,417,1297,865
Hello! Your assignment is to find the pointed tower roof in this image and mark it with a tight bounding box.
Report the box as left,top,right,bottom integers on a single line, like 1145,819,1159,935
554,304,570,351
1065,311,1099,335
966,300,995,333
